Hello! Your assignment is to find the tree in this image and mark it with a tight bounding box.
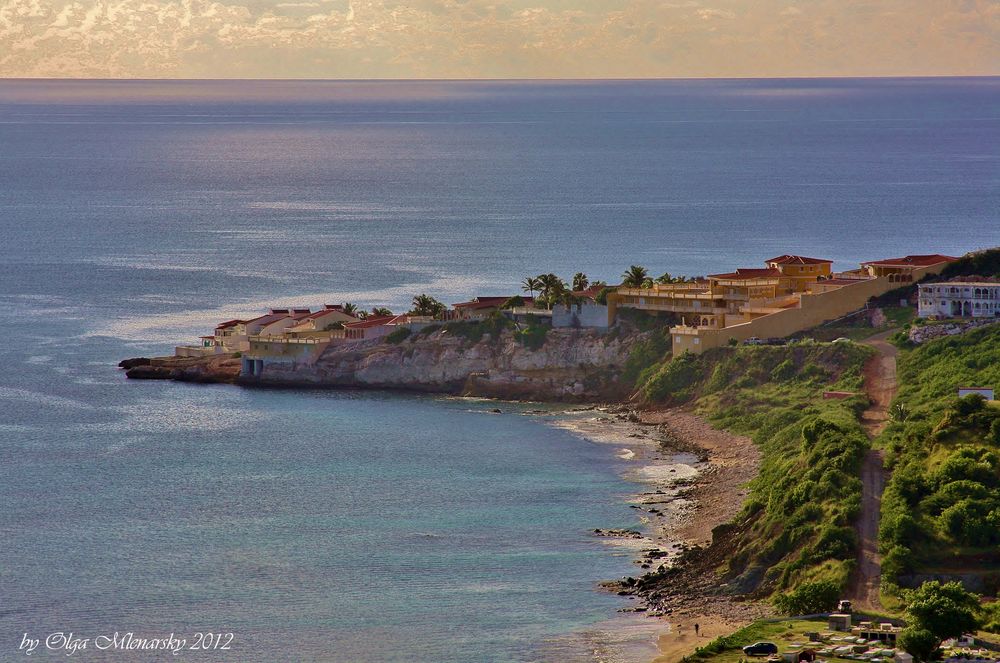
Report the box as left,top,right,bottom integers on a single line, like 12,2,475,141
898,628,942,663
536,273,566,309
572,272,589,291
772,580,841,615
903,581,981,658
655,271,673,284
342,302,358,316
501,295,525,309
522,277,542,298
410,294,446,318
371,307,393,317
621,265,649,288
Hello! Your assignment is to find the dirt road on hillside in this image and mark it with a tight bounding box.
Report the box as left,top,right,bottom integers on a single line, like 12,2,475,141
847,330,898,610
860,331,899,437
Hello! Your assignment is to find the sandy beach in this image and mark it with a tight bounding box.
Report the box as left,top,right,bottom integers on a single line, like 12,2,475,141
544,406,765,663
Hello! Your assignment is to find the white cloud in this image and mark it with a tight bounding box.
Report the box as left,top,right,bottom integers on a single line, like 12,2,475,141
0,0,997,78
696,8,735,20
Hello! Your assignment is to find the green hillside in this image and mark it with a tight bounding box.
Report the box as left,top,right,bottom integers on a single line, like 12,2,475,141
635,341,874,596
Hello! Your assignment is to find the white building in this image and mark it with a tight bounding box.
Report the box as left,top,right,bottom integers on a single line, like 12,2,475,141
958,387,995,400
918,281,1000,319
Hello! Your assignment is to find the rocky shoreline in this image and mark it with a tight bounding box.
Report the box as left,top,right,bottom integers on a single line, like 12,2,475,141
549,406,767,661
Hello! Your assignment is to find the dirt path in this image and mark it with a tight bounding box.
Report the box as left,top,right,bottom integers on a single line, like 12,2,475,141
860,331,899,437
848,330,898,610
851,448,886,610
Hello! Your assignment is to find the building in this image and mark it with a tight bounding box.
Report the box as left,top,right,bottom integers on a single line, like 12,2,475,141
958,387,995,400
918,280,1000,319
213,319,245,351
227,309,306,351
255,308,314,337
609,252,959,354
552,301,609,328
449,296,534,320
284,305,358,339
860,254,958,283
340,314,436,341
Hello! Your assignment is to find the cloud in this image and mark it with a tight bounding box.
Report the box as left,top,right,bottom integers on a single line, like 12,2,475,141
0,0,998,78
696,8,735,20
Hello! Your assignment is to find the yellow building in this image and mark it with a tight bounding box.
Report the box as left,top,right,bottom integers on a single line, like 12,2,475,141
608,253,957,354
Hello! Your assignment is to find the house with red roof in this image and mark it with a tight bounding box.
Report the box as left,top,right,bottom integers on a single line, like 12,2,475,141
212,319,245,351
448,296,535,321
609,251,960,354
861,254,959,282
284,305,358,340
342,314,437,341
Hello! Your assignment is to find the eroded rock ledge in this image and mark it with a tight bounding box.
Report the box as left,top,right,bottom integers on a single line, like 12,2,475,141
122,327,647,402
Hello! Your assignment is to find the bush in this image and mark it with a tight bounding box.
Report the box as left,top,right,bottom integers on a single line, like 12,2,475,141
772,579,841,615
385,327,412,344
898,627,941,663
515,323,548,350
622,328,671,386
770,359,796,381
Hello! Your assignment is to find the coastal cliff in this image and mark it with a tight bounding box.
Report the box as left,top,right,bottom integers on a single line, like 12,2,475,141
125,327,649,402
245,327,643,402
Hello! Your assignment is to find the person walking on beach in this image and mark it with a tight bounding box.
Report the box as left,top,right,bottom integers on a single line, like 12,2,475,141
695,623,700,637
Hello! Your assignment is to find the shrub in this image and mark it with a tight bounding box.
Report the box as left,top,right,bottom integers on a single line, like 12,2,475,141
385,327,412,344
515,323,548,350
770,359,796,381
898,627,941,663
622,328,671,386
772,579,841,615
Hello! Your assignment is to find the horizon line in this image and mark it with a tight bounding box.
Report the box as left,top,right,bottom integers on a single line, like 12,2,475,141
2,74,1000,83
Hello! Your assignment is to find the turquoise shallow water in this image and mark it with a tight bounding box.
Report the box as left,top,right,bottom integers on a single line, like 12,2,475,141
1,78,998,661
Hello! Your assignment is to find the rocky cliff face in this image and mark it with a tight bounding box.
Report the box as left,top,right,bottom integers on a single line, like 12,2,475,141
247,328,643,402
122,354,242,382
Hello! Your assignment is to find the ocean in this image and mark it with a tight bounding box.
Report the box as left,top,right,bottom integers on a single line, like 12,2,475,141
0,77,998,661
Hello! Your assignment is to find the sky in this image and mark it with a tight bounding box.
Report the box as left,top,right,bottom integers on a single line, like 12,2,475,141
0,0,998,79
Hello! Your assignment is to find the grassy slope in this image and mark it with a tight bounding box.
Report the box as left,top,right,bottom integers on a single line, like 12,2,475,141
878,323,1000,596
635,341,875,597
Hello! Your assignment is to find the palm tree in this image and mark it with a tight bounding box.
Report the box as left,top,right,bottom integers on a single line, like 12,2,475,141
522,276,542,298
572,272,589,292
410,294,446,318
655,271,673,285
371,307,393,317
621,265,649,288
537,273,565,310
342,302,358,316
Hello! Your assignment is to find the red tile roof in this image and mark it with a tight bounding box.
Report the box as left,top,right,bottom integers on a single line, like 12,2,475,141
343,315,395,329
708,268,782,280
766,254,833,265
862,254,959,268
214,319,243,330
302,308,356,321
244,312,290,326
452,296,534,309
572,285,607,299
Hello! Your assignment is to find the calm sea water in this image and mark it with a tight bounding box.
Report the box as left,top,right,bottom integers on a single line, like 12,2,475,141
1,78,998,661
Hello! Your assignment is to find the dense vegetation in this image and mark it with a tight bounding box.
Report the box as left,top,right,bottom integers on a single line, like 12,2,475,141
635,341,875,597
878,323,1000,595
